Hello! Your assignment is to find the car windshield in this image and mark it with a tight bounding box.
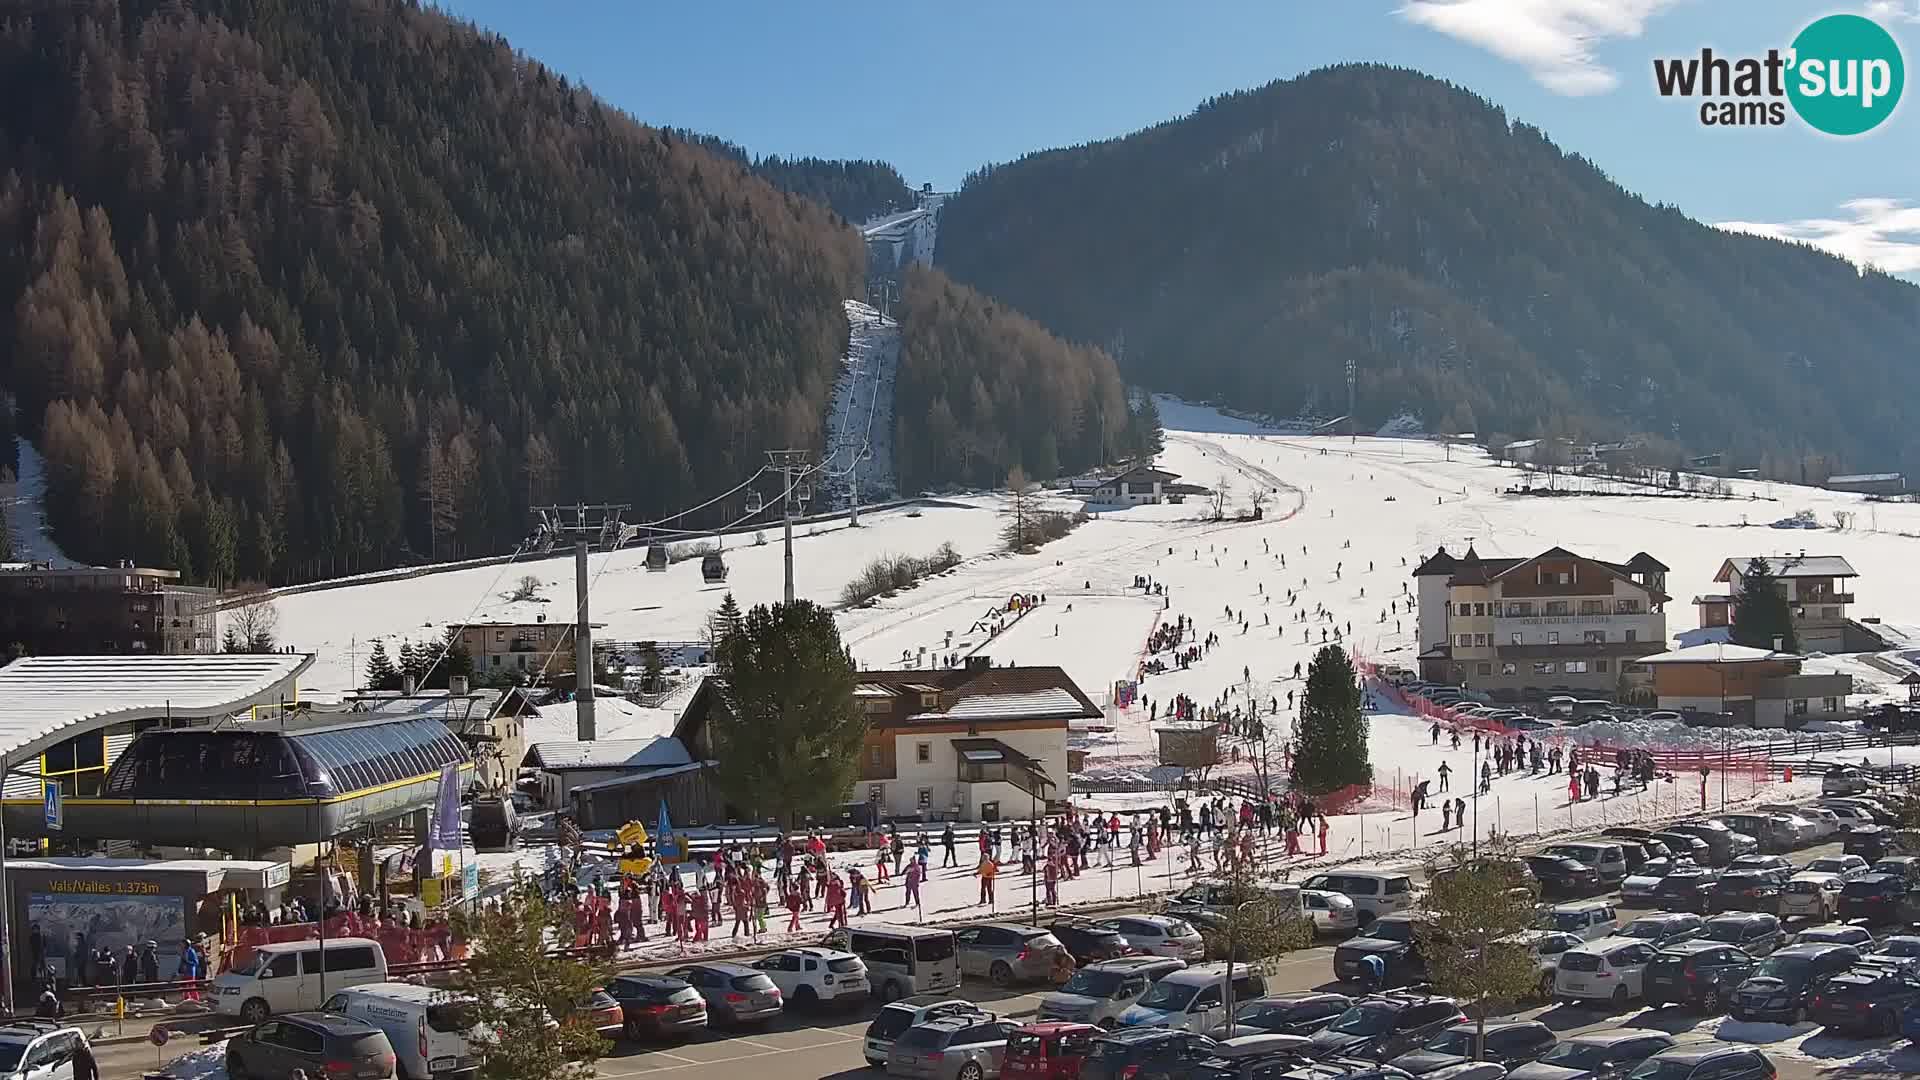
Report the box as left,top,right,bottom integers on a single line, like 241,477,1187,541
1705,921,1752,942
869,1006,922,1040
1236,1002,1290,1024
1754,955,1811,982
1553,912,1598,932
1621,921,1667,939
1327,1004,1396,1035
1061,969,1126,997
1806,860,1850,874
0,1046,23,1073
1628,1058,1703,1080
1538,1042,1612,1069
1366,921,1414,942
1422,1028,1478,1054
1135,981,1200,1011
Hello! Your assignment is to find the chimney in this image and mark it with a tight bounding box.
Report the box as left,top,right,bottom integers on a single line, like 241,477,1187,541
402,673,417,695
450,675,469,696
536,613,546,623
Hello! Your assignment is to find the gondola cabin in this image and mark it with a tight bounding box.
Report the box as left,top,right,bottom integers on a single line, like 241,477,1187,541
644,544,669,572
701,552,729,583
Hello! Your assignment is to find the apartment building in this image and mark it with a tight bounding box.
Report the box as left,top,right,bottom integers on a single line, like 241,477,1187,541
458,617,605,676
1412,545,1670,697
1695,554,1859,653
1639,642,1852,728
0,561,217,657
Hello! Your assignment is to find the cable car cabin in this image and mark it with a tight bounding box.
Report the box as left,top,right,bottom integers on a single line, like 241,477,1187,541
745,490,765,514
701,552,729,583
644,544,669,572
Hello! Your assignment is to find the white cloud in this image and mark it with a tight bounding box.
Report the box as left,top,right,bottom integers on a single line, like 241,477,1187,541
1864,1,1920,23
1396,0,1684,95
1716,198,1920,275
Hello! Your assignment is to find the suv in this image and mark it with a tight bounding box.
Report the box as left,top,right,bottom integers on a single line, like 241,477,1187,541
865,996,987,1068
887,1014,1021,1080
1038,956,1187,1027
1822,766,1870,796
1624,1046,1775,1080
749,946,868,1009
1838,873,1914,924
0,1023,94,1080
226,1013,397,1080
1616,913,1703,948
1778,874,1844,922
1387,1020,1555,1074
1640,941,1755,1011
1649,868,1719,914
1096,915,1208,961
1049,919,1139,966
1209,993,1352,1038
1509,1031,1676,1080
1332,915,1429,988
956,924,1072,987
1663,823,1745,866
1705,870,1787,915
1304,993,1466,1062
1081,1029,1217,1080
1700,913,1783,958
1730,943,1861,1023
1806,962,1920,1035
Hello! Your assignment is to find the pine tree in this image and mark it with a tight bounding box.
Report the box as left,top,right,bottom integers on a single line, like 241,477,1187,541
1291,645,1371,796
365,639,399,691
637,640,665,693
435,627,475,688
708,593,743,671
1731,557,1798,653
402,638,434,687
713,599,864,824
396,640,418,686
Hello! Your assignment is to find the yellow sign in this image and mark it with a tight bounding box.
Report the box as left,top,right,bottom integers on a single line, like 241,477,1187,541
422,876,444,908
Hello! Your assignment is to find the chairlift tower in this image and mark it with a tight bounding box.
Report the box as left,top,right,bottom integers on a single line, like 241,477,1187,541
765,450,814,604
528,502,628,743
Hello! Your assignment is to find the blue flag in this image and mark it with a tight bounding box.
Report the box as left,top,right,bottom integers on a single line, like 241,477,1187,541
655,798,679,860
427,763,461,853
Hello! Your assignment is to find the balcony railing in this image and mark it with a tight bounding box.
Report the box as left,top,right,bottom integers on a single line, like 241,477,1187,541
958,761,1053,799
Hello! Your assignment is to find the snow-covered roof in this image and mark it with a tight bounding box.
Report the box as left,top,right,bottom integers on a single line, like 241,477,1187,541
526,696,677,744
567,760,708,793
1826,473,1902,485
1638,643,1799,664
1717,554,1858,580
525,736,692,771
0,653,311,761
943,689,1087,721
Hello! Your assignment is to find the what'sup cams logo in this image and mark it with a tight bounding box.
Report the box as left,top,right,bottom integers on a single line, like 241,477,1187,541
1653,13,1905,135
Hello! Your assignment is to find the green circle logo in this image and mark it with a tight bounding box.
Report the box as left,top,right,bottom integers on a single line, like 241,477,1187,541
1787,14,1905,136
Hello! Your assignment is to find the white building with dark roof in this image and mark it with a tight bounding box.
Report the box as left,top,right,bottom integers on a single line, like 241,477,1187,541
1697,554,1861,652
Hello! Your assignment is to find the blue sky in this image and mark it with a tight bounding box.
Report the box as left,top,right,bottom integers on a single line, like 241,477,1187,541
437,0,1920,273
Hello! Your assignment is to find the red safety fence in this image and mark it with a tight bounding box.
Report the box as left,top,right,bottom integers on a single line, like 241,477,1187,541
224,916,458,973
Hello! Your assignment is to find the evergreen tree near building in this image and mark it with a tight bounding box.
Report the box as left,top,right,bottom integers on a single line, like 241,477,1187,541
396,640,418,686
707,593,743,672
364,640,399,691
637,640,665,693
1730,557,1798,653
1290,645,1371,796
713,599,865,825
434,627,475,689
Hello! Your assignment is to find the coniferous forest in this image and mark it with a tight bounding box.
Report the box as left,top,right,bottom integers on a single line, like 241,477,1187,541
936,64,1920,473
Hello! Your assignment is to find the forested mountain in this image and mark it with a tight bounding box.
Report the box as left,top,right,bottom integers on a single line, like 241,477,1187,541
669,131,918,225
0,0,873,584
894,264,1153,491
936,64,1920,472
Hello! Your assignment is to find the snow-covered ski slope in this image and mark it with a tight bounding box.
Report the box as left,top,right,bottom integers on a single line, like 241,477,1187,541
279,403,1920,723
820,300,899,506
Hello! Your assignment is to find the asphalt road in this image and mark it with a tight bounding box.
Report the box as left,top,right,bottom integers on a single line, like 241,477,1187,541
102,836,1916,1080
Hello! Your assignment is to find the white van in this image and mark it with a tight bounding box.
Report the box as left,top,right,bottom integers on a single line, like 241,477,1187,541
1115,962,1268,1033
822,924,960,1002
323,982,481,1080
1547,901,1619,941
1299,869,1416,926
215,937,390,1022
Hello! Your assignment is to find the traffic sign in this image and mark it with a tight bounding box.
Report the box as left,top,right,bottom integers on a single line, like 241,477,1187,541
149,1025,170,1047
43,781,60,832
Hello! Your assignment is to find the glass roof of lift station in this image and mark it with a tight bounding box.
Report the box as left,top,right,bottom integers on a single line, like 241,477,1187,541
102,715,470,800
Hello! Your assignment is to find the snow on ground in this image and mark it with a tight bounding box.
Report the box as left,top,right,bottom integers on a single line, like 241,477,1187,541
821,301,899,506
1,436,71,564
525,696,680,746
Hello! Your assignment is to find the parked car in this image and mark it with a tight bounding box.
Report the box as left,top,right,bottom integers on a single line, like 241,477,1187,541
1842,825,1903,862
750,947,869,1009
1616,913,1703,948
1729,943,1861,1023
1790,924,1874,948
1115,964,1267,1034
1872,855,1920,889
1525,856,1601,899
955,924,1072,987
605,974,709,1042
1388,1021,1555,1075
1038,957,1187,1028
1207,994,1353,1039
1777,874,1843,922
1542,843,1629,886
1548,901,1619,941
1506,931,1585,999
1822,766,1871,796
863,996,988,1067
1095,915,1208,962
1303,993,1466,1062
1717,815,1807,855
1002,1022,1101,1080
1706,870,1787,915
1815,803,1876,832
886,1014,1021,1080
1801,854,1871,879
1302,890,1361,936
1700,913,1784,958
225,1012,397,1080
1049,920,1139,966
1507,1031,1676,1080
1640,940,1756,1012
661,963,783,1029
1758,805,1840,841
1863,935,1920,973
1332,916,1429,988
1622,1046,1774,1080
1662,823,1746,866
1185,1034,1318,1080
1649,832,1711,867
1805,962,1920,1036
1649,868,1720,914
1554,938,1659,1008
1729,855,1793,875
577,989,624,1039
1838,873,1914,924
1298,870,1417,927
1080,1028,1217,1080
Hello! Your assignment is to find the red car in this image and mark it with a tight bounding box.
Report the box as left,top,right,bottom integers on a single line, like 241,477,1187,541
1003,1022,1099,1080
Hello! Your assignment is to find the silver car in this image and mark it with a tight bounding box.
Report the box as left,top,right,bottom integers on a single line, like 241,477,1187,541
1097,915,1208,961
955,923,1070,986
662,962,783,1028
1038,956,1185,1027
887,1015,1020,1080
